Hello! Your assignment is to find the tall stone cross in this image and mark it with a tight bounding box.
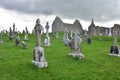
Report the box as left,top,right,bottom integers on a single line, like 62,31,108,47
35,18,43,46
113,31,118,46
45,22,50,38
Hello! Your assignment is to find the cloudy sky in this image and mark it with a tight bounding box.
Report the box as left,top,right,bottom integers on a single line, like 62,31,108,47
0,0,120,33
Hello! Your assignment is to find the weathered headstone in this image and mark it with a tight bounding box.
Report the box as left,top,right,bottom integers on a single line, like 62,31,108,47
9,27,14,41
25,26,29,34
22,41,27,49
15,36,20,46
32,18,48,68
56,32,59,38
69,32,84,59
24,34,28,41
13,23,16,37
44,22,51,46
70,31,73,39
24,27,29,41
86,37,92,44
63,31,69,46
0,31,4,44
109,31,120,57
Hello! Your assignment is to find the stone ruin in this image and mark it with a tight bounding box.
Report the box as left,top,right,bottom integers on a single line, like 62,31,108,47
52,16,84,34
52,17,116,37
32,18,48,68
87,19,120,36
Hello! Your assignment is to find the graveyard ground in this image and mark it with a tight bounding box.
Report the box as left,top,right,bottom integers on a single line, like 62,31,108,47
0,33,120,80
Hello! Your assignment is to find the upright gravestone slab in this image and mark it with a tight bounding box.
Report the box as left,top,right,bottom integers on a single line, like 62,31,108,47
13,23,16,37
32,18,48,68
56,32,59,38
9,27,14,41
24,34,28,41
22,41,27,49
109,35,120,57
24,27,29,40
0,31,4,44
86,37,92,44
69,32,84,59
70,31,73,39
44,22,51,46
15,36,20,46
63,31,69,46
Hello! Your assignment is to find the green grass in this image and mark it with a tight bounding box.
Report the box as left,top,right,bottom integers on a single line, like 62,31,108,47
0,33,120,80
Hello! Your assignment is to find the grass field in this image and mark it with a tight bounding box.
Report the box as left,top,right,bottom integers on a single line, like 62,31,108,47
0,33,120,80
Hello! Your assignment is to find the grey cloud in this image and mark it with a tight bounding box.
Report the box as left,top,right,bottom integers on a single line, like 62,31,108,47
0,0,120,22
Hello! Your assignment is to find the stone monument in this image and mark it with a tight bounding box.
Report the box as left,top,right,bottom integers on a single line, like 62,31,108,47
0,31,4,44
63,31,69,46
24,34,28,41
15,36,20,46
109,31,120,57
24,27,29,41
86,37,92,44
44,22,51,46
22,41,27,49
9,27,14,41
32,18,48,68
69,32,84,59
55,32,59,38
70,31,73,39
13,23,16,37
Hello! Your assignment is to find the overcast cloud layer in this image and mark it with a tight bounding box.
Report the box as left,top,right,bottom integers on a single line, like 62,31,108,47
0,0,120,22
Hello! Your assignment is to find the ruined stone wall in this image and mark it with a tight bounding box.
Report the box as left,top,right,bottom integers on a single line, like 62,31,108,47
52,17,83,33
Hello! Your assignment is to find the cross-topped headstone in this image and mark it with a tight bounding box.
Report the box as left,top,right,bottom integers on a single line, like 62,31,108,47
44,22,51,46
69,32,84,59
109,30,120,57
45,22,50,37
13,23,15,35
32,18,48,68
9,27,14,41
24,27,29,41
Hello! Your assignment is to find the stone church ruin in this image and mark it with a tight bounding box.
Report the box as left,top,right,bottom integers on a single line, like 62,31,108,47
52,16,84,34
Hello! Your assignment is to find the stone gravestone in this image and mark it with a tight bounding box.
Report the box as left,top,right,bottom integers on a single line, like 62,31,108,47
13,23,16,37
24,34,28,41
69,32,84,59
109,32,120,57
32,18,48,68
0,31,4,44
24,27,29,41
56,32,59,38
63,31,69,46
15,36,20,46
44,22,51,46
22,41,27,49
9,27,14,41
86,37,92,44
70,31,73,39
